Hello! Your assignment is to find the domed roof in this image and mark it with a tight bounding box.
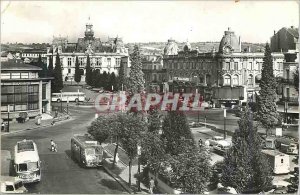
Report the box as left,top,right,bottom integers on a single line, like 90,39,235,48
219,28,240,53
183,40,192,52
164,38,179,55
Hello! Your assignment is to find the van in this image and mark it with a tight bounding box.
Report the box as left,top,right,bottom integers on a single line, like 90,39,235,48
262,150,290,174
0,176,27,193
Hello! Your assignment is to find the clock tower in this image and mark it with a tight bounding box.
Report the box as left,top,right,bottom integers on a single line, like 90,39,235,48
85,17,94,40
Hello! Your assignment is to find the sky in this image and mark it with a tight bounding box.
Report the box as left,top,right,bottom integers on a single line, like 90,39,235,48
1,1,299,44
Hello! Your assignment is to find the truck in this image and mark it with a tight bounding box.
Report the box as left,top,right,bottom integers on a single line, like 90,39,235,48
262,149,290,174
275,137,298,155
71,134,104,167
1,150,27,193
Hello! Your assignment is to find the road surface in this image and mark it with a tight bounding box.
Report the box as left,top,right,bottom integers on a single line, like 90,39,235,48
1,106,127,194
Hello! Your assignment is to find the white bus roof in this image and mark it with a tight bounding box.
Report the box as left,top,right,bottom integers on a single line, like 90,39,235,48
14,140,39,164
52,92,85,95
14,150,40,164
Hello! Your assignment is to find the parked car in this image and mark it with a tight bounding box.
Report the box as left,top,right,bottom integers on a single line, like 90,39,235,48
1,176,27,194
206,136,225,147
272,186,288,194
213,141,231,155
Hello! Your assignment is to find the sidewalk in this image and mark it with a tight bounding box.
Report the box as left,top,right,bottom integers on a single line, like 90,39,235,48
103,143,149,194
1,113,71,135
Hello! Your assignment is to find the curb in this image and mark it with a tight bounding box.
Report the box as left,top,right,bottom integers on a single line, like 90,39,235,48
102,163,134,194
1,117,72,136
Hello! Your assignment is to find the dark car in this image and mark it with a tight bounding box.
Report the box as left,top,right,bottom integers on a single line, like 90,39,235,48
272,186,288,194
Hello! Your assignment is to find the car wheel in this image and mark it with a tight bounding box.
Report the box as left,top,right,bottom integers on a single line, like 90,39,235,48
75,98,79,103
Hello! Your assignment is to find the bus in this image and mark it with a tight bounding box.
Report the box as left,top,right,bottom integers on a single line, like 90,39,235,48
51,92,86,102
71,134,104,167
14,140,41,183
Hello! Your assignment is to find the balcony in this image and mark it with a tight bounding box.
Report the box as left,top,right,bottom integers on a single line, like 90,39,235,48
279,97,299,104
281,78,294,85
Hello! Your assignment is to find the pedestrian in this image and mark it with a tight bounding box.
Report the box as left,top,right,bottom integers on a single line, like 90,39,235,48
149,177,155,194
50,140,57,152
1,122,5,131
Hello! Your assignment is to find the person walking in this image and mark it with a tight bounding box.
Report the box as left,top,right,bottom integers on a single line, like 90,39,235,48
50,140,57,152
1,122,5,131
149,177,155,194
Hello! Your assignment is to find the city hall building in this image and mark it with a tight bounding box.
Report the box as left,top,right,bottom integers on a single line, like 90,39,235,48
1,59,52,121
46,20,130,82
163,28,285,106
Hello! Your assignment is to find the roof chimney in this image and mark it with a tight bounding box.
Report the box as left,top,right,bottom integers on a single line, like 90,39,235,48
274,30,276,35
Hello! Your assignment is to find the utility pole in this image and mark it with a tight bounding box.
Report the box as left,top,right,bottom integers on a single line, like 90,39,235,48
60,90,63,113
7,105,10,132
224,108,226,139
137,143,141,192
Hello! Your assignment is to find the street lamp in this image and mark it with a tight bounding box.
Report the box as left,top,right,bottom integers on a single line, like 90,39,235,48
7,104,10,132
137,143,141,192
67,97,69,114
60,90,63,113
224,108,226,139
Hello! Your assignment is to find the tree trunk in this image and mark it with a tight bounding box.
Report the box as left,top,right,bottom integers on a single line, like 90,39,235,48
112,136,119,168
129,158,132,187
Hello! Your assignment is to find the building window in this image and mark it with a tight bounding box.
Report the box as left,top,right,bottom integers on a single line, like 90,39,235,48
234,62,238,70
79,58,84,66
11,73,21,79
96,58,102,66
42,84,46,100
248,62,253,70
1,85,39,112
68,69,71,74
248,75,253,86
21,73,29,79
153,65,157,70
1,73,11,79
225,62,230,70
107,58,111,66
281,159,284,163
224,75,231,85
68,58,72,66
232,75,239,85
116,58,121,67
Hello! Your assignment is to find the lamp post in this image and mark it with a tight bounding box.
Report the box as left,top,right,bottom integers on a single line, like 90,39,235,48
7,105,10,132
137,143,141,192
224,108,226,139
205,115,207,128
60,90,63,113
67,97,69,114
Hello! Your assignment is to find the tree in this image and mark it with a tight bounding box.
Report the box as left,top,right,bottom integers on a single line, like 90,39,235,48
102,71,108,90
37,54,48,77
127,45,145,94
118,61,127,90
87,114,114,144
74,56,81,84
148,108,161,134
167,143,211,194
85,55,92,85
48,55,54,77
52,52,63,93
294,66,299,92
95,72,103,88
256,43,280,135
118,113,146,186
109,72,118,91
221,108,273,193
161,111,195,156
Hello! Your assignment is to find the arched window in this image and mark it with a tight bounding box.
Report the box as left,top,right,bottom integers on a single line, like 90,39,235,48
248,75,253,86
224,75,231,85
232,75,239,85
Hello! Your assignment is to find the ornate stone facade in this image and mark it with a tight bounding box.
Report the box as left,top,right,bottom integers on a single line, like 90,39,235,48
163,28,285,105
47,20,129,82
